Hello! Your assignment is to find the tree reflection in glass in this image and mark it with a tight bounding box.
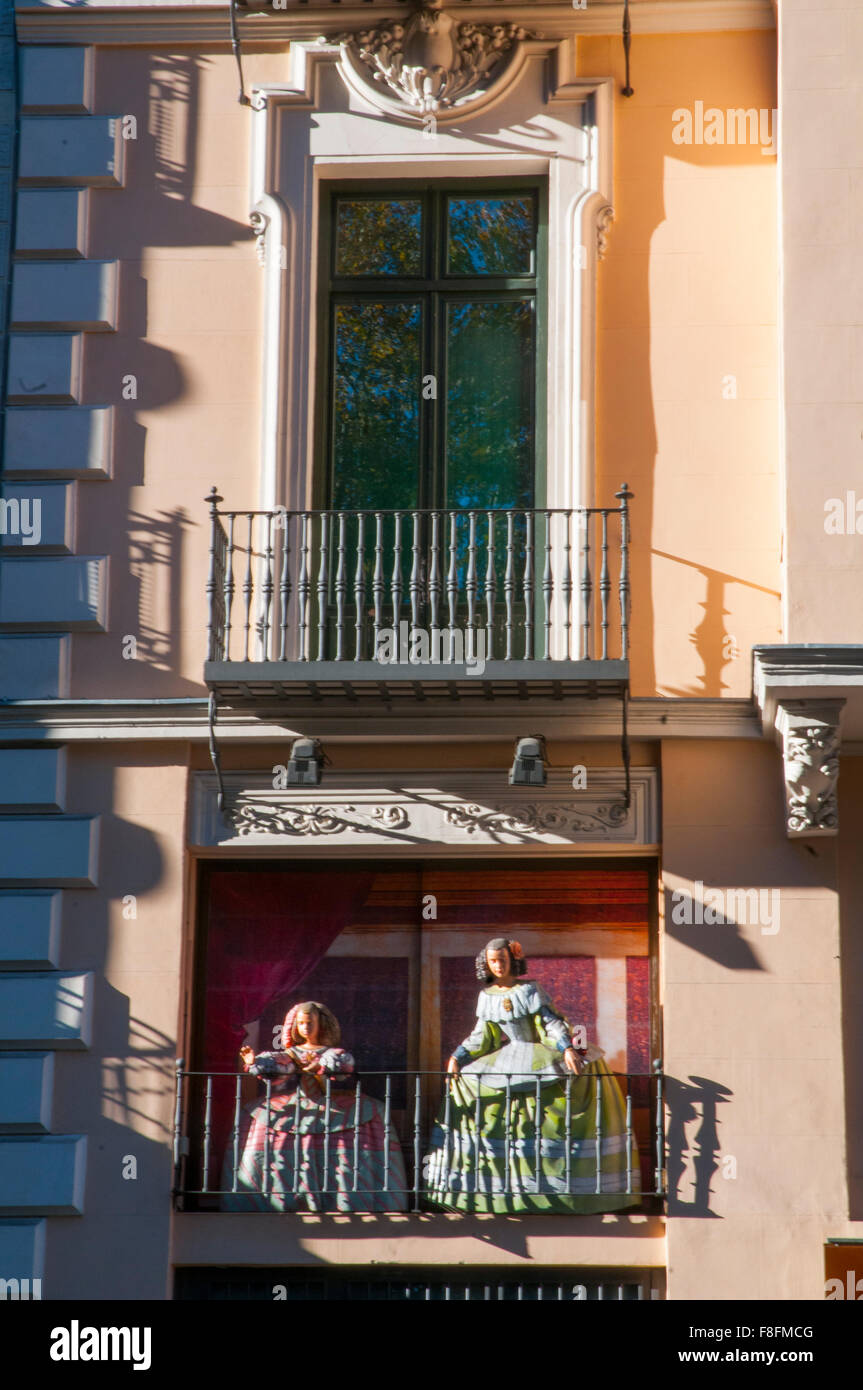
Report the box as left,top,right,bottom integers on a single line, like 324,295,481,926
331,301,422,512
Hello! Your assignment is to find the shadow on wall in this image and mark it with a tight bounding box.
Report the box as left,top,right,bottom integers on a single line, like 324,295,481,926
590,34,779,698
71,50,255,696
652,551,781,698
665,1073,732,1218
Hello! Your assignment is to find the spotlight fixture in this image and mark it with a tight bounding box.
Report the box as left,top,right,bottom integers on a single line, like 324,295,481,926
509,735,547,787
285,737,326,786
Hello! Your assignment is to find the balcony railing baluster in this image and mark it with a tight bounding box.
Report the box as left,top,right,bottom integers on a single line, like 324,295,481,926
485,511,496,659
563,510,573,660
260,511,274,660
335,513,347,661
594,1071,602,1196
565,1073,572,1194
298,513,311,662
203,493,634,670
413,1073,422,1213
617,483,633,658
625,1089,633,1196
373,512,384,654
292,1086,301,1196
262,1078,272,1199
504,1077,512,1194
316,511,330,663
504,511,515,661
202,1074,213,1192
242,514,254,663
410,510,422,640
581,511,592,661
447,512,458,648
278,514,292,662
534,1074,542,1190
353,1080,362,1193
600,510,610,662
231,1075,242,1193
323,1075,332,1197
353,513,365,663
466,511,478,663
523,511,534,660
542,508,553,660
391,512,403,630
429,511,442,636
223,513,235,661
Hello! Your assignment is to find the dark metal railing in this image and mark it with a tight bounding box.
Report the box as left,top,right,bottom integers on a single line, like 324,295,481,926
205,489,633,667
172,1063,664,1213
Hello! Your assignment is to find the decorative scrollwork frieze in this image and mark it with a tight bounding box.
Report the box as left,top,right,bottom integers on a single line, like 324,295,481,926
445,801,630,837
228,802,412,836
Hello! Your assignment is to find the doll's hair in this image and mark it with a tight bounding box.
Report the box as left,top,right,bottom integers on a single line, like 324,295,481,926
281,1000,341,1049
475,937,529,984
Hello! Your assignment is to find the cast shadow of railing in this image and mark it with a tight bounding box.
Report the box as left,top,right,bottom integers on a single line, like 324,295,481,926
664,1073,732,1217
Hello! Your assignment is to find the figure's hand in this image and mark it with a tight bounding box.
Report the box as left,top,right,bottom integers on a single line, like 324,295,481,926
239,1046,255,1072
563,1047,580,1074
447,1056,460,1076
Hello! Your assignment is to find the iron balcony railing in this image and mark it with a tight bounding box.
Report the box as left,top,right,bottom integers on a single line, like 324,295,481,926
204,488,633,668
173,1064,664,1213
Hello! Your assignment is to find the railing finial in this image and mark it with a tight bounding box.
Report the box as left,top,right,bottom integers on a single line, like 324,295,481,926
206,485,224,515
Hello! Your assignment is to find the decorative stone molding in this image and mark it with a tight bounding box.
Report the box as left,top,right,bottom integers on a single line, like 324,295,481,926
596,204,614,260
775,701,844,838
330,5,536,118
249,208,269,266
15,2,777,47
190,768,658,849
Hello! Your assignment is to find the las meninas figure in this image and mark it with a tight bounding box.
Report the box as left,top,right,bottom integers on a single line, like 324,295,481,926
424,938,642,1213
221,1001,408,1212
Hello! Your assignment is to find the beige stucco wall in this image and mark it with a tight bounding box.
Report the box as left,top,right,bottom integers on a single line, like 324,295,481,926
46,745,188,1299
779,1,863,642
582,32,780,699
662,738,849,1299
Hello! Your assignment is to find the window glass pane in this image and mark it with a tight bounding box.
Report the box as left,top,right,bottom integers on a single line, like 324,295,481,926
444,298,534,510
331,301,422,510
334,198,423,277
446,196,536,276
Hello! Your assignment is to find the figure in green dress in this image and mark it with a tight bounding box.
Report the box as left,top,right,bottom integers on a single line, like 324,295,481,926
424,937,642,1213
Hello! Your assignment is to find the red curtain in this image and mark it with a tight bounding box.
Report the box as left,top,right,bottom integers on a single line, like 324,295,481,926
202,866,375,1075
197,866,374,1182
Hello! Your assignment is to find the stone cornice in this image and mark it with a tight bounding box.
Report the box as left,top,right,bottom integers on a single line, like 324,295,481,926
0,695,761,742
753,644,863,735
14,0,775,45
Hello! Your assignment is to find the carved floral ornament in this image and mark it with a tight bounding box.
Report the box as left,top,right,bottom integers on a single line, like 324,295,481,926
327,2,538,117
776,700,844,838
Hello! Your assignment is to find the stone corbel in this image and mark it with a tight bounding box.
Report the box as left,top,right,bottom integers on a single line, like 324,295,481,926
775,700,844,837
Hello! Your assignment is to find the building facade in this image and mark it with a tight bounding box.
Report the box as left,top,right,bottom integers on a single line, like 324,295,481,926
0,0,861,1302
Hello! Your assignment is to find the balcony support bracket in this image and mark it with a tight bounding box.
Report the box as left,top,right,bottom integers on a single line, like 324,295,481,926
208,691,228,816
